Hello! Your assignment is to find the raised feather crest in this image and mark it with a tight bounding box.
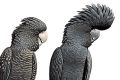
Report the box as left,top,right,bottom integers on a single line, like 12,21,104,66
66,4,115,30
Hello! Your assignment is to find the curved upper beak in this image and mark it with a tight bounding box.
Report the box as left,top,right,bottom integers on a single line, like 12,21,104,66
38,31,48,45
90,29,100,43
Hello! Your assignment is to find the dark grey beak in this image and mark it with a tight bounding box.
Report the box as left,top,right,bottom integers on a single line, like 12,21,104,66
90,29,100,43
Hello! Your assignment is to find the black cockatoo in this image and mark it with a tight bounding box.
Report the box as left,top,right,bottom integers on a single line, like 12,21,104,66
0,17,48,80
49,4,114,80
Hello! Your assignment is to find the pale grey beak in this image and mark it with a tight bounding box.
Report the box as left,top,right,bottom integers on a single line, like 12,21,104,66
90,29,100,43
38,31,48,45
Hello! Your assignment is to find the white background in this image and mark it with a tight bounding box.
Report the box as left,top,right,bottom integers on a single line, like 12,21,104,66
0,0,119,80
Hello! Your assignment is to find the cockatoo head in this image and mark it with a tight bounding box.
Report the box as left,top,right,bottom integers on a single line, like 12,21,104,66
11,17,48,51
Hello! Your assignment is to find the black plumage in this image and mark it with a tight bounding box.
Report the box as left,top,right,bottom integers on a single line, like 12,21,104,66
50,4,114,80
0,17,47,80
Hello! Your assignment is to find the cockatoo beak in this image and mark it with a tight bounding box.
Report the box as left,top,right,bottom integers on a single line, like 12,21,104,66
38,31,48,45
90,29,100,43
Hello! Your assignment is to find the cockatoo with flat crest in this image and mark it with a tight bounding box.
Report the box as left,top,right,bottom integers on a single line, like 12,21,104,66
0,17,48,80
